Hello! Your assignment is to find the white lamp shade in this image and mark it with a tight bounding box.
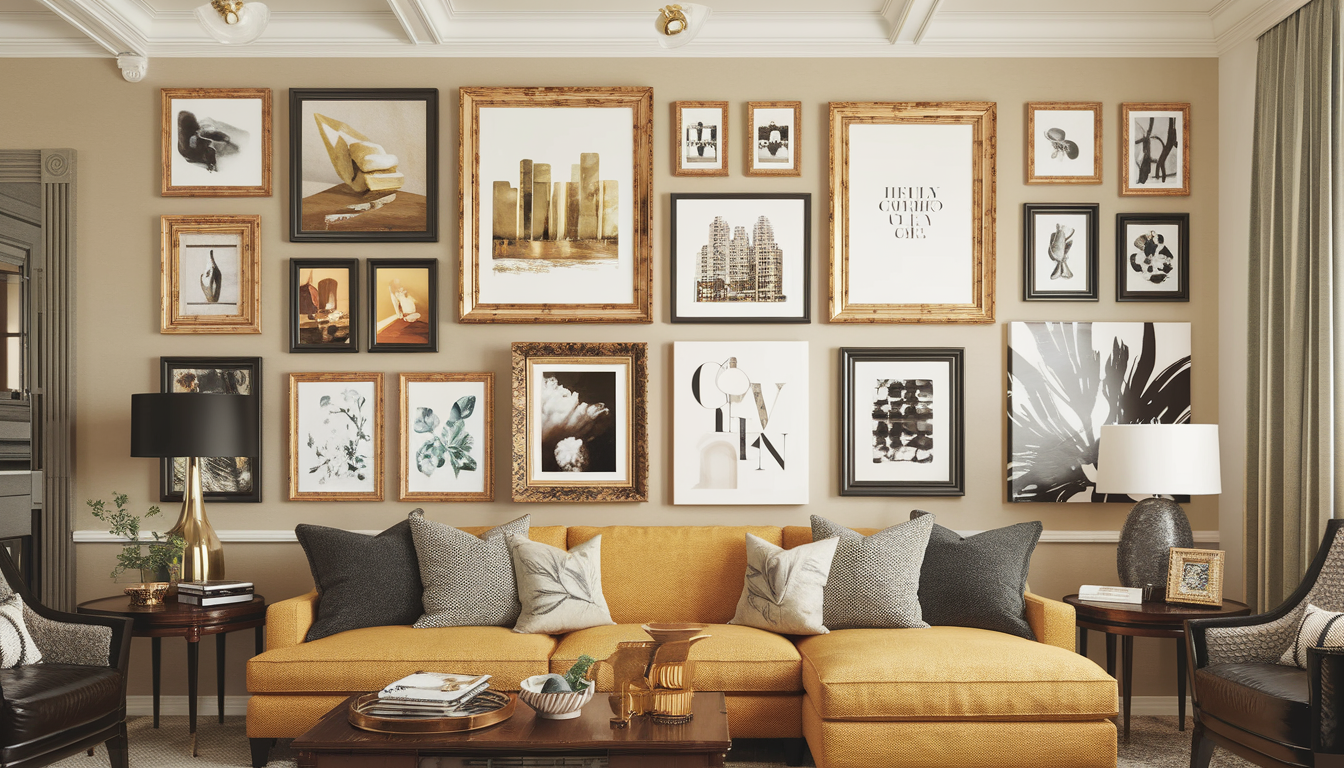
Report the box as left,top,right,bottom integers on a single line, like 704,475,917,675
655,3,711,49
1095,424,1221,496
195,1,270,45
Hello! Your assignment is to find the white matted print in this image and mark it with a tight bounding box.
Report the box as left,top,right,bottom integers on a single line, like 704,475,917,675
675,102,726,174
176,231,241,317
289,373,384,501
1027,102,1100,183
529,362,629,484
1024,204,1098,301
1122,103,1190,196
1117,213,1189,301
400,374,491,501
747,102,800,176
673,341,809,505
163,89,271,196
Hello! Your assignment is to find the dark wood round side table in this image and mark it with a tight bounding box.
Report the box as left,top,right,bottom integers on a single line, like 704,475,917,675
1063,594,1249,741
77,594,266,756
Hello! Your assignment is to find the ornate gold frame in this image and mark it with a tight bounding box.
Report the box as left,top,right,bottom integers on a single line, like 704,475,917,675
672,101,728,177
459,87,653,323
160,214,262,334
511,342,648,502
827,101,997,324
1120,102,1191,197
288,372,385,501
746,101,801,177
1165,547,1225,607
398,372,494,502
1025,101,1102,185
161,88,272,197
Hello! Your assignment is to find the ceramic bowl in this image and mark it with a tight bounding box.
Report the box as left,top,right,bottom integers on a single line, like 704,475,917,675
518,674,596,720
641,622,708,644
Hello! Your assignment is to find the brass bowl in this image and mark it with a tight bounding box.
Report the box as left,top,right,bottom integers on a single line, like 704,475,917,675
124,582,170,609
641,622,708,644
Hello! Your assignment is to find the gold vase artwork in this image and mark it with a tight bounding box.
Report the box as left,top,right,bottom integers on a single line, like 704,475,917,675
593,623,711,727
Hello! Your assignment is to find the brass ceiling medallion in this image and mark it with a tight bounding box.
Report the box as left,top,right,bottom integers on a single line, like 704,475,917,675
657,5,689,36
211,0,244,24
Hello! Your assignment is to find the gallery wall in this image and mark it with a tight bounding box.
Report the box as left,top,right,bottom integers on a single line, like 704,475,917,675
0,55,1218,704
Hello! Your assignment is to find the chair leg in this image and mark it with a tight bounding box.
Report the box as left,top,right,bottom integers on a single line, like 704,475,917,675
1189,721,1215,768
250,737,275,768
108,722,129,768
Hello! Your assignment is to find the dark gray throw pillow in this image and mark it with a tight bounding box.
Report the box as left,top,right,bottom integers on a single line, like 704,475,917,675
909,510,1042,640
296,520,423,642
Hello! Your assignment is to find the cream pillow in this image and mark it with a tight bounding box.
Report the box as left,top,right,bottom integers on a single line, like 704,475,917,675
507,534,615,634
1280,603,1344,669
0,592,41,669
729,533,840,635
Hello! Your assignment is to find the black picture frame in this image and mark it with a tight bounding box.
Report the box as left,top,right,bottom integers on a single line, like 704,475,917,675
289,88,439,243
289,258,359,353
670,192,811,323
1022,203,1099,301
1116,212,1190,302
159,356,263,504
840,347,965,497
368,258,438,353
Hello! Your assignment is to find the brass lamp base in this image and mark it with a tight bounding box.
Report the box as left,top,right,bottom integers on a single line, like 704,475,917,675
168,456,225,583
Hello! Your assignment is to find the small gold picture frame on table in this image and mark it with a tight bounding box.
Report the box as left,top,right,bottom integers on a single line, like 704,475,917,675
1165,547,1224,607
160,215,261,334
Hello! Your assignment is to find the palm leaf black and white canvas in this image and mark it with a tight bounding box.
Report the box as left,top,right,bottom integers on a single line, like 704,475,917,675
1007,321,1191,503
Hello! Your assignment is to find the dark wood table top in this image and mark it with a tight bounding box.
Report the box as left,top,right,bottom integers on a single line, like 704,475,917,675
1064,594,1250,637
77,595,266,640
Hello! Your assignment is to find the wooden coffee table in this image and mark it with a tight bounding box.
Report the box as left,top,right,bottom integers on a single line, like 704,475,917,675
292,690,732,768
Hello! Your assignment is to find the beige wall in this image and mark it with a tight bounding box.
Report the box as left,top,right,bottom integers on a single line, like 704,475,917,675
0,55,1218,703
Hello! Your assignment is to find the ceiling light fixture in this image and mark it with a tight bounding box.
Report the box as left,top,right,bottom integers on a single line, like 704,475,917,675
195,0,270,45
655,3,710,49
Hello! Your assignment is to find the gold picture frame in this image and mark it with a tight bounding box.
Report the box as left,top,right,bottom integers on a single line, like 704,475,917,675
746,101,801,177
672,100,729,177
1026,101,1102,185
289,372,385,502
160,214,261,334
459,87,653,324
399,372,494,503
511,342,648,502
161,88,272,197
1165,547,1225,607
1121,102,1191,196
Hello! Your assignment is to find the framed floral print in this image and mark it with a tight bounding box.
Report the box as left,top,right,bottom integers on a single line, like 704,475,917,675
289,372,384,501
1165,548,1224,607
399,373,493,502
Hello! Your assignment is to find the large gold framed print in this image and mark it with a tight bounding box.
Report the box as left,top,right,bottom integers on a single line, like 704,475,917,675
828,102,996,324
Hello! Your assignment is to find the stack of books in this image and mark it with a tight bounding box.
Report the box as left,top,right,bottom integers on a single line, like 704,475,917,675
365,672,494,718
177,580,254,607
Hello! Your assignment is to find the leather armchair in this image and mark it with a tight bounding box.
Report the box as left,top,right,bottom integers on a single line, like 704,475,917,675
0,547,132,768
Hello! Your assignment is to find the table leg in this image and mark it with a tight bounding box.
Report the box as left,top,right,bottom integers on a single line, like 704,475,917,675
216,633,227,724
188,640,199,757
1122,636,1134,741
1079,627,1088,658
255,624,264,655
1106,633,1117,677
1177,638,1188,731
151,637,161,729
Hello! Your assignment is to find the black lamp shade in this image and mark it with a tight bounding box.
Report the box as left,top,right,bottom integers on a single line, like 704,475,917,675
130,393,259,458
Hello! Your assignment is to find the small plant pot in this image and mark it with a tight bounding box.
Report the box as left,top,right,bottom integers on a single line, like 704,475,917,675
125,582,171,609
519,675,596,720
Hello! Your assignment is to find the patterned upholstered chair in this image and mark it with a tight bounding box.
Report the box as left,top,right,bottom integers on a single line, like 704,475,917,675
1186,519,1344,768
0,547,133,768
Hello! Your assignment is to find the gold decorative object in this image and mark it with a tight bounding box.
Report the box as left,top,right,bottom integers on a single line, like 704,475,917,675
347,690,515,734
656,5,688,35
124,583,171,609
594,622,711,727
209,0,245,24
169,457,225,583
1165,547,1225,607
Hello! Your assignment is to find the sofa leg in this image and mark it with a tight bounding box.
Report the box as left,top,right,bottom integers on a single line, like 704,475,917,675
1190,721,1214,768
250,737,275,768
782,737,807,767
108,722,129,768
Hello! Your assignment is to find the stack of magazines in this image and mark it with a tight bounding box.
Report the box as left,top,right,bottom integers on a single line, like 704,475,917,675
364,672,494,718
176,580,254,607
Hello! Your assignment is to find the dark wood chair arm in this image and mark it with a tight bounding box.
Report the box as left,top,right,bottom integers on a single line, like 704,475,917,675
1309,646,1344,754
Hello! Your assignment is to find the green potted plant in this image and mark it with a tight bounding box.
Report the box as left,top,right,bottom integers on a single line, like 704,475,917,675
87,493,185,583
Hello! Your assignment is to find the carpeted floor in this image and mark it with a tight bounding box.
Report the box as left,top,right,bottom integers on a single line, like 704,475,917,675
51,715,1256,767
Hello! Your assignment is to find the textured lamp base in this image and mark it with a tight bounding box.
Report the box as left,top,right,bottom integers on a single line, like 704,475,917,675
1117,497,1193,595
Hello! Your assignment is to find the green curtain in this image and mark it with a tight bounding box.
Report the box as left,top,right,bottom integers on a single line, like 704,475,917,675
1247,0,1344,611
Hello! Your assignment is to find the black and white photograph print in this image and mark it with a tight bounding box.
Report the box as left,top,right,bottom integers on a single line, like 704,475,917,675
673,101,728,176
537,371,617,473
160,357,262,504
160,215,261,334
1116,213,1189,302
162,88,272,197
1007,321,1192,503
747,101,801,177
1023,203,1099,301
1121,102,1190,196
1026,102,1101,184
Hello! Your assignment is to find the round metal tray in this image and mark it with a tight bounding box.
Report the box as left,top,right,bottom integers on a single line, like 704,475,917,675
347,690,516,734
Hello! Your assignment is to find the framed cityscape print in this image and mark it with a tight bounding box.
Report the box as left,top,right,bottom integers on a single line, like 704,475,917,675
160,214,261,334
828,101,996,323
1116,212,1189,302
672,101,728,177
670,193,810,323
289,88,438,242
368,259,437,352
746,101,800,177
1023,203,1099,301
290,258,357,353
1121,102,1190,196
159,356,262,504
162,88,272,197
460,87,653,323
399,373,493,502
511,341,648,502
289,372,384,501
672,341,809,505
1025,101,1101,184
840,347,964,497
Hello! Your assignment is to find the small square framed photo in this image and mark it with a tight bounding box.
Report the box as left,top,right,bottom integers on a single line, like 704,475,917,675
747,101,800,177
1023,203,1099,301
290,258,358,353
1166,547,1224,607
162,88,272,197
289,372,384,501
399,373,493,502
1116,212,1189,302
1121,102,1190,196
368,259,437,352
160,215,261,334
1026,102,1101,184
672,101,728,176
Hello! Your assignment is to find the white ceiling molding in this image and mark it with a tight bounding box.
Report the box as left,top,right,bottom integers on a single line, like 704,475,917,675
385,0,439,44
32,0,148,55
881,0,941,44
1211,0,1312,52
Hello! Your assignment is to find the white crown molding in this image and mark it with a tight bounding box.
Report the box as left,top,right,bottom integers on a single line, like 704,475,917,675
385,0,438,44
1212,0,1311,52
32,0,147,55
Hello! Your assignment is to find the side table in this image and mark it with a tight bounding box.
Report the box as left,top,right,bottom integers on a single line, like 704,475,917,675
1063,594,1249,741
77,594,266,756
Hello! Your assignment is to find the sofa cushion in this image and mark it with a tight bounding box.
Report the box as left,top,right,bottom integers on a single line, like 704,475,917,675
411,512,529,629
1196,662,1309,748
0,664,123,751
508,534,614,634
550,623,802,693
797,626,1116,721
295,520,423,642
730,534,838,635
811,515,933,630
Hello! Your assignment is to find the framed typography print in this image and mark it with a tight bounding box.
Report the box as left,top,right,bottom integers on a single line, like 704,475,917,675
511,342,648,502
746,101,800,177
1116,212,1189,302
289,88,438,242
399,373,493,502
828,102,997,323
670,193,810,323
1023,203,1099,301
162,88,272,197
160,356,262,504
841,347,964,497
673,101,728,176
160,215,261,334
461,87,653,323
368,259,437,352
1026,102,1101,185
1121,102,1190,196
290,258,357,353
289,372,384,501
672,341,809,505
1166,548,1225,607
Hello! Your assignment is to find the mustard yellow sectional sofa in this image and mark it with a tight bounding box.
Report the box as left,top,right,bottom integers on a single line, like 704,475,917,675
246,525,1119,768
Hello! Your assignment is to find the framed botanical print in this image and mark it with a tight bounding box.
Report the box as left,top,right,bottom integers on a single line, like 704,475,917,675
1023,203,1099,301
159,356,262,504
460,87,653,323
368,259,437,352
670,193,810,323
289,372,384,501
1026,102,1101,184
746,101,800,177
672,101,728,176
162,87,272,197
1166,548,1224,607
289,88,438,242
1116,212,1189,302
399,373,493,502
841,347,964,497
290,258,357,353
160,214,261,334
511,342,648,502
828,102,996,323
1121,102,1190,196
672,341,809,505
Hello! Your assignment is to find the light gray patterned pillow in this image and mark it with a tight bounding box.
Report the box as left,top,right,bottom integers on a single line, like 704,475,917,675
22,605,111,666
507,534,614,634
0,592,41,668
1280,604,1344,668
410,511,530,628
730,533,839,635
811,514,934,630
